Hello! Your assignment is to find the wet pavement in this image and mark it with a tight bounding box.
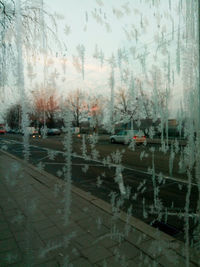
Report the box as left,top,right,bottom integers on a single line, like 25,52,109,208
0,137,198,243
0,150,200,266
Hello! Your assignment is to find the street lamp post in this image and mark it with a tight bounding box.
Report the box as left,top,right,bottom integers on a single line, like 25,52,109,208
197,0,200,211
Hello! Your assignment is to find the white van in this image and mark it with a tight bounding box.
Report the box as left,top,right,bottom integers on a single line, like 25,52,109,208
110,130,146,144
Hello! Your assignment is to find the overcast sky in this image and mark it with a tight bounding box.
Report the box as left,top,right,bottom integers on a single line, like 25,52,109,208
40,0,185,116
1,0,186,121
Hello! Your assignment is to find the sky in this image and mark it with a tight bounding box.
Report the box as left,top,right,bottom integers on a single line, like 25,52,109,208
0,0,187,121
45,0,182,55
41,0,185,116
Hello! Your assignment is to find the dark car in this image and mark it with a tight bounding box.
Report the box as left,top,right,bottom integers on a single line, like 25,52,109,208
7,128,20,134
47,128,61,136
6,129,15,134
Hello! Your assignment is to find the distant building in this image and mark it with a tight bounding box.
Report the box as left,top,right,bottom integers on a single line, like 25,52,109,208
168,119,177,127
115,119,161,131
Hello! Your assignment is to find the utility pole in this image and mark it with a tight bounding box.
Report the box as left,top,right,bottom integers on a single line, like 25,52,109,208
197,0,200,189
40,0,47,138
196,0,200,249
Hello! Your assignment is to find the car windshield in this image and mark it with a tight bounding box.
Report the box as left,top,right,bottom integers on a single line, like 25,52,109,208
116,130,127,135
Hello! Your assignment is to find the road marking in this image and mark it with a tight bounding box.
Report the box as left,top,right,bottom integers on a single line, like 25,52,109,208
43,162,65,165
0,139,21,145
34,155,50,163
30,150,47,152
1,140,13,144
43,162,104,167
1,137,198,187
149,211,200,218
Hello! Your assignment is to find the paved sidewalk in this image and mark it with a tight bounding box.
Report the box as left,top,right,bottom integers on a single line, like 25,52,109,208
0,150,199,266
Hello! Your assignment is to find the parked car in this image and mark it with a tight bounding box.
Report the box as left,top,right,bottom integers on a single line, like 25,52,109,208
6,128,22,134
32,133,41,138
0,126,6,134
47,128,61,136
6,129,15,134
110,130,146,144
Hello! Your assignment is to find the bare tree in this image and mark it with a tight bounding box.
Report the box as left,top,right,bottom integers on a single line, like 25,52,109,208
114,86,142,126
147,66,171,117
88,95,105,133
115,77,170,127
5,103,22,129
32,84,60,128
115,86,137,121
65,89,88,128
0,0,58,46
0,0,60,100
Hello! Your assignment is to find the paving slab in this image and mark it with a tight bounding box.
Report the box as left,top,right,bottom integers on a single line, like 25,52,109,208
71,257,93,267
0,249,22,266
32,218,55,231
109,240,141,260
81,244,112,264
0,229,13,241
